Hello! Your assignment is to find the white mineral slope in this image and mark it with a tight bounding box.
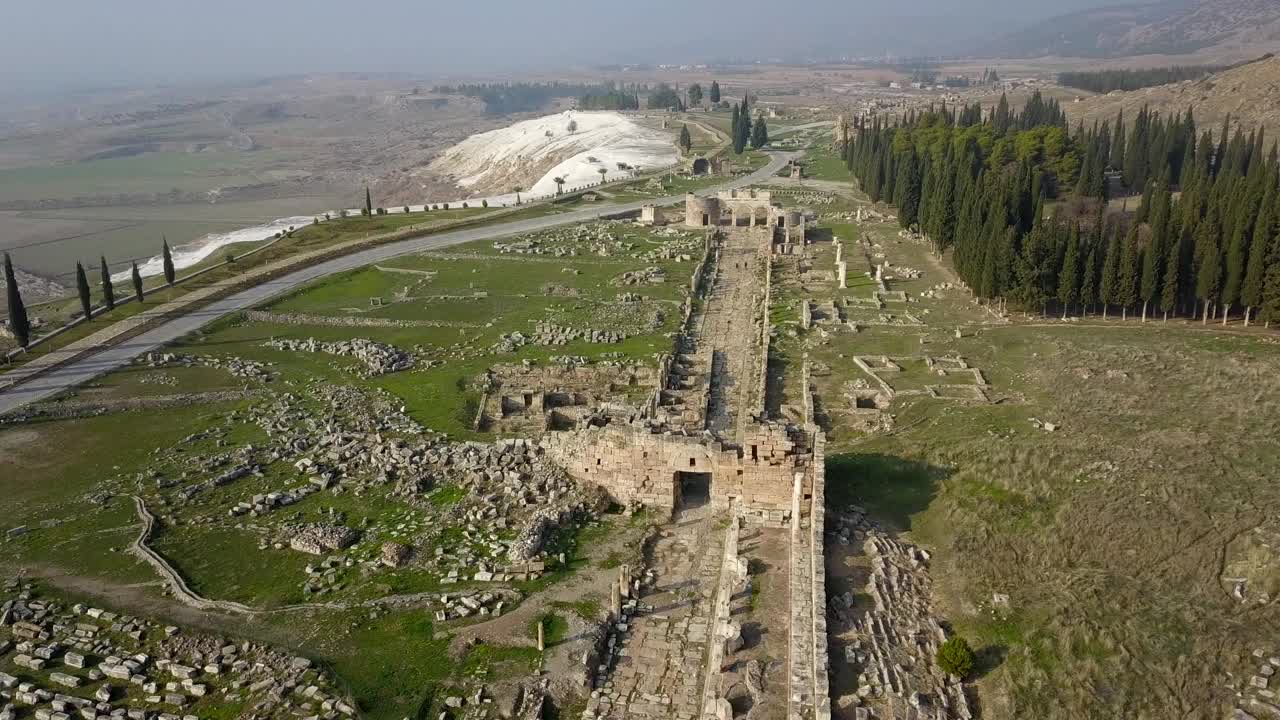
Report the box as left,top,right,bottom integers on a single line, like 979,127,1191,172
427,110,680,202
117,216,314,281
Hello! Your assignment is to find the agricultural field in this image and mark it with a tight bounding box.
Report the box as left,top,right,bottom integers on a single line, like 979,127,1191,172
0,218,708,720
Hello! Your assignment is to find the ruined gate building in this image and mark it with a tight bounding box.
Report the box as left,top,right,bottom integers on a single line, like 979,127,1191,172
540,193,832,720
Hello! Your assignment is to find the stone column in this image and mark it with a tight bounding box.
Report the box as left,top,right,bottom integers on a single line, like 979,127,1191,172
537,619,545,651
619,565,630,599
610,583,621,618
838,261,847,289
834,241,842,265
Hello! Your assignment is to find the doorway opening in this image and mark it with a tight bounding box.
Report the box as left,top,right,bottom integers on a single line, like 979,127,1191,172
675,471,712,510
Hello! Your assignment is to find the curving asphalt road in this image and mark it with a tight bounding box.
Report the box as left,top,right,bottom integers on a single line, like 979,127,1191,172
0,152,796,415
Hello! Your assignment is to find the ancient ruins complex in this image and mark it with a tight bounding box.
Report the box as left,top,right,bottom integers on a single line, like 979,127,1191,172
494,192,836,720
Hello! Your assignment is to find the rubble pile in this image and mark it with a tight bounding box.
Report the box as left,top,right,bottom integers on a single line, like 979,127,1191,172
532,323,627,346
0,581,354,720
828,509,972,719
263,338,413,377
612,267,666,286
140,353,272,381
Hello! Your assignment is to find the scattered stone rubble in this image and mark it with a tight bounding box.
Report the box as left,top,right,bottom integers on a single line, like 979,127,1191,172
828,509,972,719
612,268,666,287
263,338,413,377
140,353,271,381
0,580,354,720
1231,649,1280,719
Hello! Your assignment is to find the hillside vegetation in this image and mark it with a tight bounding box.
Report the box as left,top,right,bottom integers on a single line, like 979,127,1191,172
1065,54,1280,141
994,0,1280,59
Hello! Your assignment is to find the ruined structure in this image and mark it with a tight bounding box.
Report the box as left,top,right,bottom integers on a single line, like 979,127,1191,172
683,191,807,250
504,192,834,720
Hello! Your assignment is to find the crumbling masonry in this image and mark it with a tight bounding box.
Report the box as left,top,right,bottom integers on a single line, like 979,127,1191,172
536,199,830,720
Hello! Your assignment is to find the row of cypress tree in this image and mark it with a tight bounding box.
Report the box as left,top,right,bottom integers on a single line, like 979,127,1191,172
729,94,770,155
844,93,1280,326
3,239,177,349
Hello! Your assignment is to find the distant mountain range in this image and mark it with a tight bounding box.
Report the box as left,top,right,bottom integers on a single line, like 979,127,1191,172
991,0,1280,59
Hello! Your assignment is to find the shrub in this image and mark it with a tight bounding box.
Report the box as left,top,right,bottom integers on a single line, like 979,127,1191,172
936,637,975,679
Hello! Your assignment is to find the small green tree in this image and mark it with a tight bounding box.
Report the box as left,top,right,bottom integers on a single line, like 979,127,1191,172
131,262,145,303
687,83,703,106
936,637,976,679
365,187,373,216
3,252,31,347
679,125,693,154
709,81,721,104
162,238,175,286
98,256,115,311
751,116,769,149
75,262,92,320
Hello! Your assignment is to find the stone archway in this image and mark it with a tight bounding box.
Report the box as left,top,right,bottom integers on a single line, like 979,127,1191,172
692,158,710,175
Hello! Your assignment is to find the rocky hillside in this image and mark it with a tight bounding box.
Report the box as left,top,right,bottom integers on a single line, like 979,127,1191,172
994,0,1280,59
1064,54,1280,139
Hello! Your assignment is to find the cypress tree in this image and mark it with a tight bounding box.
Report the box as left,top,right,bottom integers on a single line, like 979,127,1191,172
1160,224,1184,321
898,153,922,230
131,262,145,303
99,256,115,312
1058,225,1081,318
1080,240,1100,314
364,187,373,216
3,252,30,348
1116,224,1140,319
1100,228,1121,319
1242,182,1277,325
162,238,176,286
75,262,92,321
709,81,720,104
1261,263,1280,328
1195,213,1222,323
730,105,741,153
679,125,693,154
751,116,768,149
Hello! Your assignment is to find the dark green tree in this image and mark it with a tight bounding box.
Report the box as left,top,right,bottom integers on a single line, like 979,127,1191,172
750,116,769,149
162,238,176,286
3,252,30,347
1261,263,1280,328
364,187,373,216
1116,224,1140,319
1100,229,1121,319
75,262,92,320
131,262,145,303
1242,182,1277,324
936,637,976,679
687,83,703,106
99,256,115,312
1058,225,1081,318
709,81,721,104
679,125,693,154
1196,218,1222,324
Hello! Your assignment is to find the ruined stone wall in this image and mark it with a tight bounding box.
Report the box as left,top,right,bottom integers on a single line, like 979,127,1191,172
540,424,801,524
787,429,832,720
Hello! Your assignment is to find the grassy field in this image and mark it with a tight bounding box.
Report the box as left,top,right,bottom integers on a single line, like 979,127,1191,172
0,218,697,719
777,178,1280,717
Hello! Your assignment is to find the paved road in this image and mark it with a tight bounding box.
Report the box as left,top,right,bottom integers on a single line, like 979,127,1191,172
0,152,795,415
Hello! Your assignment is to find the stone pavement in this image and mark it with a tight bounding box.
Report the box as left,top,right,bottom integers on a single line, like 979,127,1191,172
590,508,724,720
702,228,769,443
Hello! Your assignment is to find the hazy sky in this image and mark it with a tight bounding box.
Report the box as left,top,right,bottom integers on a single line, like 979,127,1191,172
2,0,1120,90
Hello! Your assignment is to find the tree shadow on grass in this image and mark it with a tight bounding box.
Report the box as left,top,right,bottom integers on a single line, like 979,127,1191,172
825,453,951,532
974,642,1008,679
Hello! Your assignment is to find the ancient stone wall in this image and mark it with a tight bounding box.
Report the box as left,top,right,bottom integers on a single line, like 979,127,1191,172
540,424,803,525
